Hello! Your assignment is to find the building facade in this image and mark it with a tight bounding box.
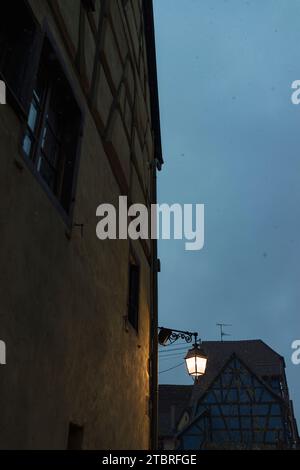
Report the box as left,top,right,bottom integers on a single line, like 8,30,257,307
0,0,162,449
159,341,299,450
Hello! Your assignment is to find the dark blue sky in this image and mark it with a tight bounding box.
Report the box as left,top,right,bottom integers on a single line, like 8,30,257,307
154,0,300,423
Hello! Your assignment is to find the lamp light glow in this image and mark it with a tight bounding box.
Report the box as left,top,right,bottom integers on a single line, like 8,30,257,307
185,345,207,377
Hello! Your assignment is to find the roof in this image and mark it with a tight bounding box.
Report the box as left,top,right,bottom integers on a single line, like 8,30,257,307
158,340,286,438
190,340,285,407
158,385,193,437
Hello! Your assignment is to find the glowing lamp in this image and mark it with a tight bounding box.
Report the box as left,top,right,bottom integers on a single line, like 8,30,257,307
185,345,207,377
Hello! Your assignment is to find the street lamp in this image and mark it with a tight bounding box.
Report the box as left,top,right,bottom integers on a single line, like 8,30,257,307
184,344,207,378
158,327,208,379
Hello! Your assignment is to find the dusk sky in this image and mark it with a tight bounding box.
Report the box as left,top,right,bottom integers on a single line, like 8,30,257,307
154,0,300,423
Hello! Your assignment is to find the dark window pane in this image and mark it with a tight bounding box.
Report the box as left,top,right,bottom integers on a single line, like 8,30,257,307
37,155,56,191
211,417,226,429
270,378,281,390
269,416,283,429
270,404,281,415
254,387,263,402
229,430,241,442
229,405,239,416
28,100,39,132
260,389,273,401
239,389,250,403
182,435,201,450
222,373,232,386
240,374,252,386
253,416,267,429
252,404,269,415
240,404,251,415
210,405,221,416
220,404,231,415
253,431,264,443
265,431,277,443
241,417,251,428
41,126,60,168
213,430,230,443
227,389,238,401
242,430,252,443
203,392,217,404
226,417,239,429
128,263,140,330
214,389,223,401
22,131,34,158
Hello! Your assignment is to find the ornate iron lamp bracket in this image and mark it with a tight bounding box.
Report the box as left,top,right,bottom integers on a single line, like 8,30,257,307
158,327,198,346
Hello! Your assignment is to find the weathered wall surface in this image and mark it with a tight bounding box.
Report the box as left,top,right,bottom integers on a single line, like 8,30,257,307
0,0,157,449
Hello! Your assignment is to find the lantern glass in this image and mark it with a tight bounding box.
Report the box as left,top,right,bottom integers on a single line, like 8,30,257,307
185,346,207,377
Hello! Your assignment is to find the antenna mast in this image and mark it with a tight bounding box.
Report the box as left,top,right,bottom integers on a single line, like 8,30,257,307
216,323,232,342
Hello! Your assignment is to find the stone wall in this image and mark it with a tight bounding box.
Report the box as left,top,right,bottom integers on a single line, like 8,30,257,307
0,0,159,449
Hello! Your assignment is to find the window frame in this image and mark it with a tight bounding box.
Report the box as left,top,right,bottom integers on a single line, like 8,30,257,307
127,251,141,333
19,21,85,228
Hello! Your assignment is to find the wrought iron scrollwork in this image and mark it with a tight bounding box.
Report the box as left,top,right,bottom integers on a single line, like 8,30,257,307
158,327,198,346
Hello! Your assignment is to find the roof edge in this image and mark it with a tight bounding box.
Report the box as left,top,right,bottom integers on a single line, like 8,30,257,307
143,0,163,167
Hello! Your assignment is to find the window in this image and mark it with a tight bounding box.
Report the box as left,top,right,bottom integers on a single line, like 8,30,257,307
227,389,238,402
229,430,242,442
211,417,226,429
268,416,283,429
226,417,239,430
265,431,277,443
252,404,269,415
0,2,40,112
209,405,221,416
213,430,229,443
270,404,281,415
241,417,251,429
67,423,84,450
128,261,140,331
22,38,82,216
202,392,217,404
240,404,251,415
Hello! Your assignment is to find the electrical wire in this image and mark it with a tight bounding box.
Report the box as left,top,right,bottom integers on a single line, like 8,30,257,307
159,353,186,360
159,341,191,349
159,346,188,354
159,362,185,374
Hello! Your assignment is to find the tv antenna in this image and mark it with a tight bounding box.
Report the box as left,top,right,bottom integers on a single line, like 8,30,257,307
216,323,232,342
